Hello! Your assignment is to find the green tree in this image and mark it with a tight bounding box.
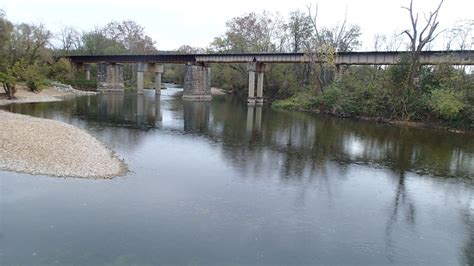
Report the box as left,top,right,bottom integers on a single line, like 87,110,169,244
82,28,126,55
103,20,156,54
287,11,313,53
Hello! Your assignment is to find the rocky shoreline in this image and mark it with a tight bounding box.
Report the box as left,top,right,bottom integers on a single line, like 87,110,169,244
0,110,127,178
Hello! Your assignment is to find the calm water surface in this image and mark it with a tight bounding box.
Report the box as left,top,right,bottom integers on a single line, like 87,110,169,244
1,87,473,265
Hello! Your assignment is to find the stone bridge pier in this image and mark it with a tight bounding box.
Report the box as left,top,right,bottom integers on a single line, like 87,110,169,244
247,62,265,105
182,63,211,101
97,63,124,92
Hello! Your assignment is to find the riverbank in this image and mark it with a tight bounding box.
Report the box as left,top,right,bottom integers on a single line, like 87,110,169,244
0,84,96,106
0,110,127,178
272,103,474,134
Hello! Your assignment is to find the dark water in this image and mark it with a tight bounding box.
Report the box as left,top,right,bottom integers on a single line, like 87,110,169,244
1,87,473,265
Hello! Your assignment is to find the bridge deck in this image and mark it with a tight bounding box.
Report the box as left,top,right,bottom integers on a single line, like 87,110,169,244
64,50,474,65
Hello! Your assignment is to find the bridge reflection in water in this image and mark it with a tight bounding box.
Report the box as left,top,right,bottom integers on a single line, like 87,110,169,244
183,101,210,133
73,91,162,129
5,86,472,180
2,86,473,264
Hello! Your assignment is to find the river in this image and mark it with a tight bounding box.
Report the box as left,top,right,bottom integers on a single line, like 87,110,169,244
1,87,473,265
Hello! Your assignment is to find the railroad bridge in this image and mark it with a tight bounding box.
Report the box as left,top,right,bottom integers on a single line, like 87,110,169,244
65,50,474,105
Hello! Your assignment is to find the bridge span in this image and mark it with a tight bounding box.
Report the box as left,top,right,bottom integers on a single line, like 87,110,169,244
64,50,474,104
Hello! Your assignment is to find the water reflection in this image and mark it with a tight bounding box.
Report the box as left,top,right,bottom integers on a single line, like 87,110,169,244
3,89,473,180
245,106,263,134
75,92,159,129
183,101,210,133
1,87,474,264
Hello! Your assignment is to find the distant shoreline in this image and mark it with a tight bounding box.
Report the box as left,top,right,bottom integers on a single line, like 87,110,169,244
0,85,97,107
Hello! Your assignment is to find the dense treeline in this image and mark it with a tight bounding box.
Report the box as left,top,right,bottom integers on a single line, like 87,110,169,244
0,12,158,95
0,1,473,128
205,3,473,128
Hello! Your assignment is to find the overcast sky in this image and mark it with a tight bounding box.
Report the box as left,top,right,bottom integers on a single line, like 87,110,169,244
0,0,472,50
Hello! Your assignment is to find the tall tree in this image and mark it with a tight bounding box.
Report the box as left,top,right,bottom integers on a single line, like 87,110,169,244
306,4,361,91
287,10,313,53
402,0,444,88
81,28,125,55
103,21,156,54
0,9,16,98
57,26,82,52
0,9,13,70
9,23,52,65
211,12,275,53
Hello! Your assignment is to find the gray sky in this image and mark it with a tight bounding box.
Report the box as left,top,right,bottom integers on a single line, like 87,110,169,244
1,0,472,50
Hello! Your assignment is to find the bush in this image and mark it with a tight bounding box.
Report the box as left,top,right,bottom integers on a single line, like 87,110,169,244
70,78,96,89
24,64,45,92
429,88,464,120
272,90,316,110
50,58,73,83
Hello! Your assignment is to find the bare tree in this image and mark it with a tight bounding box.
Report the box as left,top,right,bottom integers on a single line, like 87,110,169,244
57,26,82,52
373,34,387,51
402,0,444,87
305,4,361,92
307,4,361,53
386,32,403,51
450,20,473,51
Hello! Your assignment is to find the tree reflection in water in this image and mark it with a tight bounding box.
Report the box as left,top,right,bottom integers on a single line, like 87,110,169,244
4,89,472,181
2,88,473,264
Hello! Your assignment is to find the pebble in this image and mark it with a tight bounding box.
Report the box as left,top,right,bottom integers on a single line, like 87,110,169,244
0,111,127,178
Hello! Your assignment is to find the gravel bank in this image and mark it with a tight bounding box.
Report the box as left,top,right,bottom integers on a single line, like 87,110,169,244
0,85,96,106
0,111,127,178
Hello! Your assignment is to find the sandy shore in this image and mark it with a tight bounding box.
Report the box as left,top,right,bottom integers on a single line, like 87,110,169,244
0,110,127,178
0,85,96,106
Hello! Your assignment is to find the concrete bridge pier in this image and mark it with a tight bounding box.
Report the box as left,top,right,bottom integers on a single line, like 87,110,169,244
256,63,265,105
146,63,164,94
73,62,91,81
247,63,256,105
182,63,211,101
137,62,145,94
85,64,91,80
154,64,164,94
97,63,124,92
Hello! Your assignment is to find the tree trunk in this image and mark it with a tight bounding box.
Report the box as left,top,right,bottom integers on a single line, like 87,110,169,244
3,83,17,99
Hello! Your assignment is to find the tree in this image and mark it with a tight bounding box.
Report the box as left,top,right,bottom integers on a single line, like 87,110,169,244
402,0,444,88
81,28,125,55
211,12,275,53
0,11,15,98
103,20,156,54
385,31,403,51
287,11,313,53
306,4,361,91
57,26,82,52
0,9,13,71
373,34,387,51
9,23,52,65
